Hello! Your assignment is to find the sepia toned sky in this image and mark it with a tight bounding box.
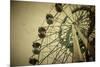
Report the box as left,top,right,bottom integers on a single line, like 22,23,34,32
11,1,54,65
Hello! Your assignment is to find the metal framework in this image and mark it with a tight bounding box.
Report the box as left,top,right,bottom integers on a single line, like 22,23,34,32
29,3,95,65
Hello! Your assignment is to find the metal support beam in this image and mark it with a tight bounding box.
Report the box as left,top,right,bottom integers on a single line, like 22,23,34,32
72,24,84,62
74,25,88,47
75,25,95,57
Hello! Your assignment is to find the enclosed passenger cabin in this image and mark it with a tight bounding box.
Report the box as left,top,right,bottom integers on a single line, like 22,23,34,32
46,14,54,25
55,3,63,12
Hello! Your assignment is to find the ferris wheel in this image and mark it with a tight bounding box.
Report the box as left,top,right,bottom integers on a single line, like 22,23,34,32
29,3,95,65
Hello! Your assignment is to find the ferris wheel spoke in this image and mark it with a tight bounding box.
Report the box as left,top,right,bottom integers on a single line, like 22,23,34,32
34,32,58,42
80,11,89,21
74,10,86,21
54,12,58,17
38,39,44,61
34,38,41,42
52,46,64,63
30,54,35,58
54,47,70,63
63,4,70,9
61,52,68,63
46,33,49,64
39,42,60,64
63,52,72,63
74,10,79,20
46,32,58,37
54,12,61,19
71,5,81,20
79,10,85,17
52,48,68,64
47,24,59,34
78,23,89,30
78,15,89,22
40,37,59,50
48,4,55,13
54,17,65,24
79,25,89,29
79,18,90,24
54,17,64,22
75,12,79,19
69,6,76,21
43,25,70,29
62,4,66,8
63,10,74,23
77,14,88,24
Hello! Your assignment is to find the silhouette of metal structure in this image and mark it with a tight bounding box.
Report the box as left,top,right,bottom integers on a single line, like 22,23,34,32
29,3,95,65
